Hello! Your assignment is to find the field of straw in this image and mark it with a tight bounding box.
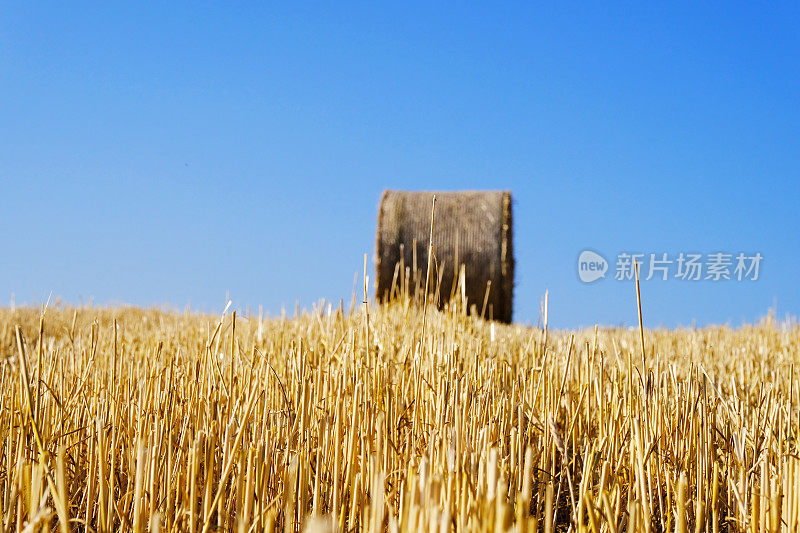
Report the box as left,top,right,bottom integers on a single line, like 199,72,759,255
0,297,798,532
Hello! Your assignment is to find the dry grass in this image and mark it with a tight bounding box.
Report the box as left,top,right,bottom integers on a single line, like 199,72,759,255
0,298,798,532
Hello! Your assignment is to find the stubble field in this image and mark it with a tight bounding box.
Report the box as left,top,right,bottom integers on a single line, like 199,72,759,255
0,300,798,532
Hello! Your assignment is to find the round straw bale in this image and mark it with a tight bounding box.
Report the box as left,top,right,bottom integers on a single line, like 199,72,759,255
376,190,514,323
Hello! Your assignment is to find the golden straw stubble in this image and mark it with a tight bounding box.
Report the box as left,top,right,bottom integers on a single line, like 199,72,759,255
0,305,795,532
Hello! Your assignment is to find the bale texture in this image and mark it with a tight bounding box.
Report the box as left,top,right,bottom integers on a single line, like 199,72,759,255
376,190,514,323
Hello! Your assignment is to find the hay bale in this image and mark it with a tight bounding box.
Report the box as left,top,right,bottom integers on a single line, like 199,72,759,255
376,190,514,323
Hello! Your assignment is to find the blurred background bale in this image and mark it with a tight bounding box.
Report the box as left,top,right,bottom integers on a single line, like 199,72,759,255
375,190,514,323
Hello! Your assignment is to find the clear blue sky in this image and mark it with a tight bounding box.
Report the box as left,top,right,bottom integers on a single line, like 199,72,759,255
2,3,798,328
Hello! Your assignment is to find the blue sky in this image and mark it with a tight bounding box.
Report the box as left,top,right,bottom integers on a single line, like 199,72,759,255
1,3,798,328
